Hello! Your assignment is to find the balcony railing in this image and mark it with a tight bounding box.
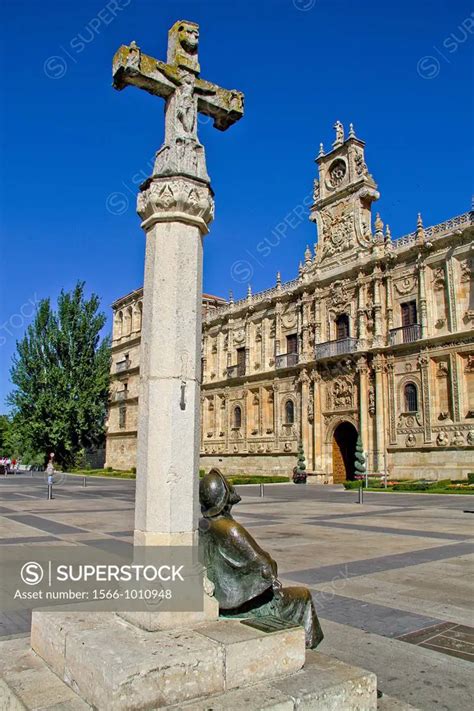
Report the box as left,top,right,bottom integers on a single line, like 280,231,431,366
227,364,246,378
389,324,421,346
275,352,299,369
315,337,358,359
116,358,130,373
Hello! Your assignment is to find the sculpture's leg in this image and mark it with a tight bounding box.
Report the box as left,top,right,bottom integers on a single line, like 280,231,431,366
222,586,324,649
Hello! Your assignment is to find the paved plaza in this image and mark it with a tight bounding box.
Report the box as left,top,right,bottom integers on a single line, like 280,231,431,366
0,473,473,710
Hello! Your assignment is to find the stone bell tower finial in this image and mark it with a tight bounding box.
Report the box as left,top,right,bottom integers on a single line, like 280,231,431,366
333,120,344,148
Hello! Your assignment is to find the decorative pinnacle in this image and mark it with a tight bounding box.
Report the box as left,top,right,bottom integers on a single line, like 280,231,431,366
276,271,282,287
385,224,392,241
374,212,384,232
247,284,252,298
298,261,304,275
416,213,425,240
229,289,234,304
349,122,356,138
304,245,312,265
317,142,325,158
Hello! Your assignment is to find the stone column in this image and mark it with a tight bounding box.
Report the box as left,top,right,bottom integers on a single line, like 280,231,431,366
357,274,367,348
417,261,428,339
356,356,369,454
385,272,393,333
386,355,397,445
314,290,322,345
446,257,458,333
224,388,230,451
275,302,282,357
202,333,208,384
373,354,385,474
449,352,461,422
311,370,323,474
273,381,280,449
418,351,433,443
245,315,251,372
372,269,383,348
299,370,310,461
296,299,302,357
134,177,214,549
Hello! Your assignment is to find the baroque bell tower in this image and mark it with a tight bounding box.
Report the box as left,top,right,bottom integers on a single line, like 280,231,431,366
310,122,379,269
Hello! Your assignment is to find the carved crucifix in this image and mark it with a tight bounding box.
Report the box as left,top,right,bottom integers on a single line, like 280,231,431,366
113,20,244,183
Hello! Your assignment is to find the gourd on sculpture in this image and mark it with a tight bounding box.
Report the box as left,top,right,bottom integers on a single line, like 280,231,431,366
199,468,323,648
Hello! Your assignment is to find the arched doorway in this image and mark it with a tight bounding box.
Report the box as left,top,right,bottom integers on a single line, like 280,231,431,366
332,422,358,483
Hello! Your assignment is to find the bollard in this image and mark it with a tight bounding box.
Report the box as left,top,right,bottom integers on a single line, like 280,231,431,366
83,476,87,488
259,483,265,498
358,482,364,505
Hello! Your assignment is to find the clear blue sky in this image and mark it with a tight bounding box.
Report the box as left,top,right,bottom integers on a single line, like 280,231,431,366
1,0,473,408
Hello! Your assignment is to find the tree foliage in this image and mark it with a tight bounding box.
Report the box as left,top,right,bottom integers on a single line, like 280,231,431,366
8,282,111,467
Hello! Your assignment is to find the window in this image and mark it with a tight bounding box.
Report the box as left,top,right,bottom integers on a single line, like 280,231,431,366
233,405,242,429
401,301,417,327
404,383,418,412
285,399,295,425
336,314,350,340
286,334,298,354
119,405,127,429
236,347,246,376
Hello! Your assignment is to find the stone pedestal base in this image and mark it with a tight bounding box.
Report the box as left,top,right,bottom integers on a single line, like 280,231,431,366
30,610,305,709
0,634,395,711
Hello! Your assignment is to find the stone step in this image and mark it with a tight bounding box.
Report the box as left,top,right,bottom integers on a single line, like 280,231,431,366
0,636,388,711
0,638,91,711
168,650,378,710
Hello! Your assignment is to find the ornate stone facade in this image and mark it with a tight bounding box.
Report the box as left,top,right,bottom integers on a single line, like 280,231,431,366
106,125,474,480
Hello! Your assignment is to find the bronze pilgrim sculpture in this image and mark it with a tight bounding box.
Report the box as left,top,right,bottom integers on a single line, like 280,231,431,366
199,468,323,648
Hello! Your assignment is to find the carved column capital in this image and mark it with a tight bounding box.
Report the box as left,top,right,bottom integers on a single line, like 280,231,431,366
356,355,368,373
137,176,215,234
373,353,385,373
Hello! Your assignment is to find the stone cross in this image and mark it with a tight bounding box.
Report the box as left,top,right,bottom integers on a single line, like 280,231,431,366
113,21,244,183
112,22,244,605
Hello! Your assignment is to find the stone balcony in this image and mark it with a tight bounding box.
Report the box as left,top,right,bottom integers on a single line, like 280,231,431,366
116,358,131,373
115,390,128,402
227,364,246,379
275,352,299,369
389,324,421,346
315,337,358,359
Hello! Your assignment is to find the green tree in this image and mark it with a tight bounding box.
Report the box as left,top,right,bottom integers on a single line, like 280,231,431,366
8,282,111,468
354,435,366,479
0,414,11,454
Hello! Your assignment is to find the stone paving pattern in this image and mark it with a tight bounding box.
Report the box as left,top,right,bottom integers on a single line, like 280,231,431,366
0,473,473,709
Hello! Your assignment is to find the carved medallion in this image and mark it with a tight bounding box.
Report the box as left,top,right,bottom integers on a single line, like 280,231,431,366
328,159,347,188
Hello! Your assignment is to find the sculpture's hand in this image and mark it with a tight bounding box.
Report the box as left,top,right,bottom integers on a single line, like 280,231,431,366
272,577,284,599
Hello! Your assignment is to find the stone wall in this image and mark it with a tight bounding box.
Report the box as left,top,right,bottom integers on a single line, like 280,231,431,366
200,453,296,477
387,448,473,481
